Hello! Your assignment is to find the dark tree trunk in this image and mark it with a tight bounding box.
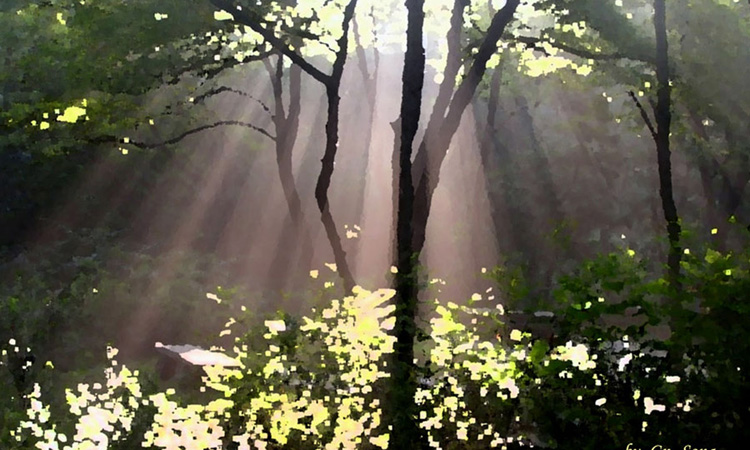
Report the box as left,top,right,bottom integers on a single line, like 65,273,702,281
685,106,750,239
654,0,681,285
425,0,469,133
410,0,521,256
313,0,359,293
316,82,356,292
556,0,750,234
515,96,565,230
390,117,401,273
719,129,750,221
212,0,359,291
389,0,467,271
514,94,575,291
388,0,425,448
387,1,521,448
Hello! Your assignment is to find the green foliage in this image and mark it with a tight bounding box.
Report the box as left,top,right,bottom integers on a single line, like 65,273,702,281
484,264,531,310
4,239,750,448
516,238,750,448
3,0,750,448
0,230,246,448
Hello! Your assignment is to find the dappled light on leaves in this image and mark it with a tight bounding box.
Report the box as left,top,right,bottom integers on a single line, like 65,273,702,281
3,0,750,448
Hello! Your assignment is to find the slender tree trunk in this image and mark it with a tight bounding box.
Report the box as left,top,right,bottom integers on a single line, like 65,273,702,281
426,0,469,133
388,0,426,448
296,92,330,272
265,57,315,289
514,94,574,290
313,1,359,293
397,0,469,280
390,117,401,274
316,82,356,292
475,66,539,294
388,3,521,449
515,95,565,229
719,129,750,220
685,107,750,237
410,0,521,256
389,0,467,272
684,112,732,246
211,0,359,291
654,0,681,285
351,20,379,275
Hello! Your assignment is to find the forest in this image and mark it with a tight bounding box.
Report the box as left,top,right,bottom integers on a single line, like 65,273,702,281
1,0,749,448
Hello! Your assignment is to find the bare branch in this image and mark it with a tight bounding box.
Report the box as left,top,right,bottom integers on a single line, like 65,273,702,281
628,90,658,141
315,37,339,55
120,120,275,149
192,86,272,115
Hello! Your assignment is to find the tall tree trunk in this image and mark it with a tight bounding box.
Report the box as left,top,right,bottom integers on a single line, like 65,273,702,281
425,0,469,133
388,0,425,447
265,57,315,289
410,0,521,256
685,107,750,238
654,0,681,285
515,96,565,230
296,92,330,272
351,19,379,276
316,81,356,292
313,1,359,293
514,94,574,291
389,0,467,273
388,1,521,447
211,0,359,291
352,15,379,218
475,66,539,298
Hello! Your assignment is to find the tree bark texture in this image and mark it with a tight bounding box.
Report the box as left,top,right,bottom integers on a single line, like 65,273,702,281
654,0,682,285
389,0,426,447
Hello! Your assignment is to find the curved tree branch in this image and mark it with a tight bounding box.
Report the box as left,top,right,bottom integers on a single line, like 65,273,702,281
193,86,272,116
165,48,272,86
628,90,658,141
110,120,276,149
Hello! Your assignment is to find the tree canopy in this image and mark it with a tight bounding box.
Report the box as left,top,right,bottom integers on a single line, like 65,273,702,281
2,0,750,449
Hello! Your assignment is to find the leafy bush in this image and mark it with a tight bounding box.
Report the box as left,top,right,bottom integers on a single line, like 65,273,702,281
516,239,750,449
5,240,750,449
